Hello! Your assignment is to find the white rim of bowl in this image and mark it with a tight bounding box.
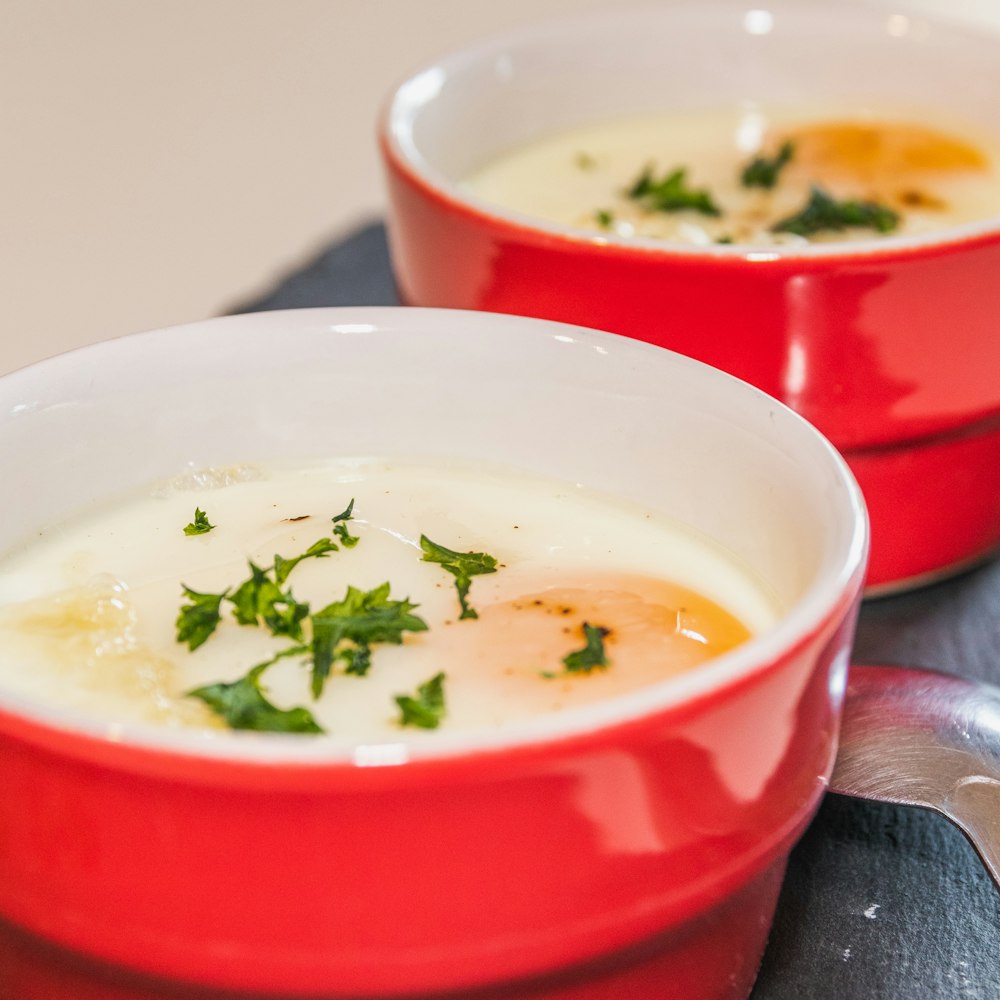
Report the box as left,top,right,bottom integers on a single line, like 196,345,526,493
0,307,870,765
381,0,1000,261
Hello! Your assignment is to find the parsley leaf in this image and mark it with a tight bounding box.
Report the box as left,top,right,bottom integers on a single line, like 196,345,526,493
176,585,228,650
419,535,497,620
740,140,795,189
230,562,274,625
562,622,611,674
627,165,721,217
183,508,215,536
262,590,310,639
309,582,428,697
273,537,339,585
332,499,359,548
772,185,899,237
188,659,322,734
229,561,310,640
395,672,447,729
595,209,615,229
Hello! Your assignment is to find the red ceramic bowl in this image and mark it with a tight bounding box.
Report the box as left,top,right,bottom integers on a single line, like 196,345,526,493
379,0,1000,593
0,308,866,999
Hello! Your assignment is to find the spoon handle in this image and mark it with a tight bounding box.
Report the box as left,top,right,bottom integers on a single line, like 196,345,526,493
944,776,1000,889
830,663,1000,893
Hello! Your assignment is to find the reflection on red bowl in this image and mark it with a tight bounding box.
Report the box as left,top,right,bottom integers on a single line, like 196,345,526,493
0,309,866,998
379,0,1000,591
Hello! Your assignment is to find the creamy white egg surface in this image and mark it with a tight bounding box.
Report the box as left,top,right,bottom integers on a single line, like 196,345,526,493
463,106,1000,246
0,460,778,738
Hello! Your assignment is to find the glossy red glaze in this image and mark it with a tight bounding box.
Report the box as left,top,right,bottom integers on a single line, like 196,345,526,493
844,415,1000,592
0,587,856,996
381,155,1000,591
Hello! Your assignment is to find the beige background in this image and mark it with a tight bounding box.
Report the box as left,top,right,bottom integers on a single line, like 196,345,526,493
3,0,998,373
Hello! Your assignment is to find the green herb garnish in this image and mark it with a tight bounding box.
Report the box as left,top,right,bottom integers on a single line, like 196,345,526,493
188,658,322,734
595,209,615,229
182,578,428,730
331,499,359,548
175,509,358,649
419,535,498,620
176,585,228,651
562,622,611,674
740,140,795,189
230,561,280,624
229,561,310,640
273,537,340,585
176,499,436,734
772,185,899,237
309,582,428,696
395,672,447,729
183,508,215,536
627,165,721,217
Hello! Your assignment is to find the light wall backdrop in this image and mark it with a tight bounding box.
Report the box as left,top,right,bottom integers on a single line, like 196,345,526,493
2,0,997,371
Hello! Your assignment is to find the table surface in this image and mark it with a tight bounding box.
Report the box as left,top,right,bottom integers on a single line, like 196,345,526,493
0,223,996,1000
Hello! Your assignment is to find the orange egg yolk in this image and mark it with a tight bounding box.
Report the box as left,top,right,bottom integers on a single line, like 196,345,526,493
779,121,988,181
435,572,754,716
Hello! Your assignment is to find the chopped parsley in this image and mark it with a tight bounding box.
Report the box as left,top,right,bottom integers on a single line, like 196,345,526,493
331,499,360,548
182,579,428,729
562,622,611,674
183,508,215,536
184,579,426,731
174,498,439,733
772,186,899,237
595,209,615,229
176,586,228,651
228,561,310,640
173,499,600,737
395,672,447,729
740,140,795,189
188,659,322,734
419,535,498,620
626,165,721,217
309,582,428,696
174,504,359,650
273,537,340,585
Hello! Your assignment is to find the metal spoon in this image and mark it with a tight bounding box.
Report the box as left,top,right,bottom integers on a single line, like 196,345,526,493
830,663,1000,891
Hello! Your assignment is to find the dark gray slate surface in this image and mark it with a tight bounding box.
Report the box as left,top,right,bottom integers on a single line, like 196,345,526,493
229,221,400,314
237,222,1000,999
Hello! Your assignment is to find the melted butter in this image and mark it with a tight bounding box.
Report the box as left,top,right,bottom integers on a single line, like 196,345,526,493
0,460,777,737
0,576,216,727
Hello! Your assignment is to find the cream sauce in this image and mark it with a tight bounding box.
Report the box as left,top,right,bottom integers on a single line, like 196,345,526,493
463,106,1000,245
0,459,778,737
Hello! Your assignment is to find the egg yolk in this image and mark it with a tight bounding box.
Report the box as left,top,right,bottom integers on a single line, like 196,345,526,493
779,121,988,181
436,572,754,717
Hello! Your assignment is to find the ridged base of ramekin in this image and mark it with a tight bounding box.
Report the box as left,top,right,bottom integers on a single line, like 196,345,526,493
844,413,1000,594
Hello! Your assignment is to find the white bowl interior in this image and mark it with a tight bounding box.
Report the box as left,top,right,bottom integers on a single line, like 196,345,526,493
388,0,1000,236
0,308,866,756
